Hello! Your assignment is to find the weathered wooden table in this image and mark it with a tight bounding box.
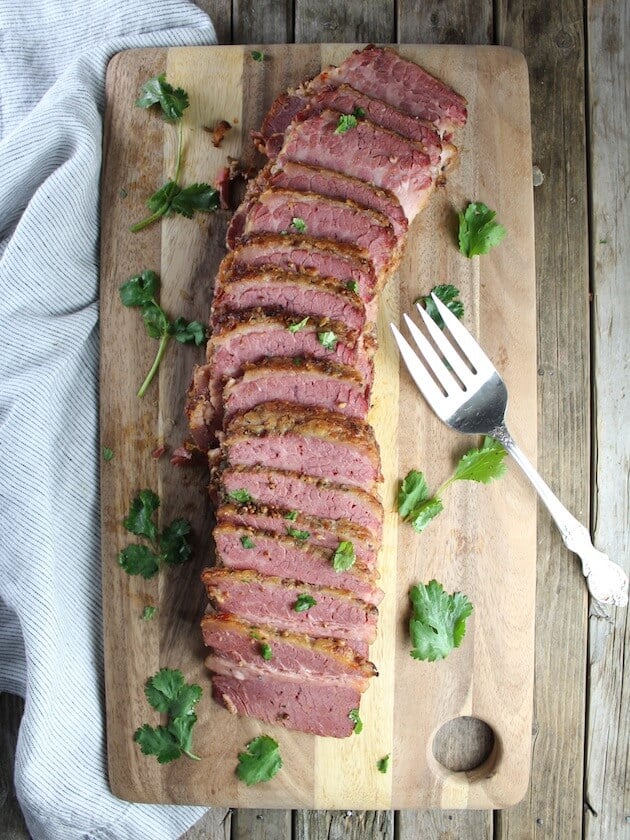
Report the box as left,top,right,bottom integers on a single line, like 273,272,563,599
2,1,627,838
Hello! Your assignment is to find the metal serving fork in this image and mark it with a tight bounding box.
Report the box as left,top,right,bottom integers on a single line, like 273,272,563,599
391,294,629,608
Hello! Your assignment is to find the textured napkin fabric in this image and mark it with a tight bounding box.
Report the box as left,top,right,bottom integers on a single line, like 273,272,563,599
0,2,217,837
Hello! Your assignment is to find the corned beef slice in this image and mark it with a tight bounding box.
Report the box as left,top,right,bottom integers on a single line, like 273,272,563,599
223,401,382,491
306,45,467,136
228,234,378,301
304,83,447,165
202,568,378,644
217,502,379,569
213,523,384,605
201,612,377,689
211,265,367,331
211,673,359,738
222,358,370,422
241,189,398,275
220,465,384,539
276,111,435,222
268,160,408,239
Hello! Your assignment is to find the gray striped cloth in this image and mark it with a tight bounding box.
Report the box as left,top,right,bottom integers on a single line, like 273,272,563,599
0,2,216,837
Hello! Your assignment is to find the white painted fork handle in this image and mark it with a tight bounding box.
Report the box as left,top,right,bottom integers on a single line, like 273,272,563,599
492,425,629,607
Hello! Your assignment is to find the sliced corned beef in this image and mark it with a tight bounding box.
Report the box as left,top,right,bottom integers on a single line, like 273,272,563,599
223,401,382,491
220,465,384,539
252,91,308,158
303,83,447,166
211,265,367,331
276,110,435,222
227,234,378,300
213,523,383,604
211,672,360,737
307,44,468,136
186,363,214,451
217,501,379,569
267,160,408,239
202,568,378,644
222,358,370,423
202,612,377,689
240,188,398,275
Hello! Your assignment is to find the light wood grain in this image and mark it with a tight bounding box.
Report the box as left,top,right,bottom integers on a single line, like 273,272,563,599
584,1,630,838
494,0,590,836
100,43,537,809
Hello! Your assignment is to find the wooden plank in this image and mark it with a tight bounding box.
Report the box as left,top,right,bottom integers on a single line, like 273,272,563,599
584,1,630,837
0,693,30,840
395,3,496,838
295,2,395,44
231,809,292,839
100,43,537,810
295,811,395,839
397,0,492,43
193,0,232,45
233,0,293,44
494,1,589,836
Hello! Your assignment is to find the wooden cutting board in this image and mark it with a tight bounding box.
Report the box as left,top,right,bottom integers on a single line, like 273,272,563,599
100,44,537,809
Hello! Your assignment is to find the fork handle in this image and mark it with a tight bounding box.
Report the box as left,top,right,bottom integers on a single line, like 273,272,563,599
492,424,628,607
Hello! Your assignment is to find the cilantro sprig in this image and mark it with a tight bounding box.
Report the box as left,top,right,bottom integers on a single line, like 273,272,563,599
118,489,193,579
236,735,282,785
133,668,202,763
409,580,473,661
415,284,464,329
458,202,506,258
398,437,507,534
332,540,356,572
119,270,206,397
348,708,363,734
132,74,218,232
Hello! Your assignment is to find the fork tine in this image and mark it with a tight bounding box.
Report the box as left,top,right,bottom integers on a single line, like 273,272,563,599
402,313,461,397
390,324,449,416
414,303,475,385
430,294,495,375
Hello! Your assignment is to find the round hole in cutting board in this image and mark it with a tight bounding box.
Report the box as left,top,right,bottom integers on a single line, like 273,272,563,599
432,716,495,773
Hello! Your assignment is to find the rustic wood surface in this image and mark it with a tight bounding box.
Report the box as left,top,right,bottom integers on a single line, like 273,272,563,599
98,42,536,810
2,0,627,837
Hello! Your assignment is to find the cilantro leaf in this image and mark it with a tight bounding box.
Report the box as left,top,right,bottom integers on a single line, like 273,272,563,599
228,489,252,504
146,180,180,215
458,202,506,258
123,490,160,541
452,436,508,484
283,510,298,521
397,470,430,519
118,544,160,579
135,668,202,764
353,107,366,118
141,605,157,620
260,642,273,661
119,269,159,307
288,316,309,333
171,317,207,346
102,446,114,462
287,526,310,541
409,580,473,661
236,735,282,785
408,497,444,533
141,301,170,339
346,280,359,294
136,74,190,122
332,541,356,572
134,723,183,764
291,217,307,233
317,330,337,351
251,50,265,61
348,708,363,734
159,518,192,566
377,754,390,773
240,535,255,549
294,593,317,612
169,183,220,218
335,114,358,134
144,668,187,713
416,284,464,329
